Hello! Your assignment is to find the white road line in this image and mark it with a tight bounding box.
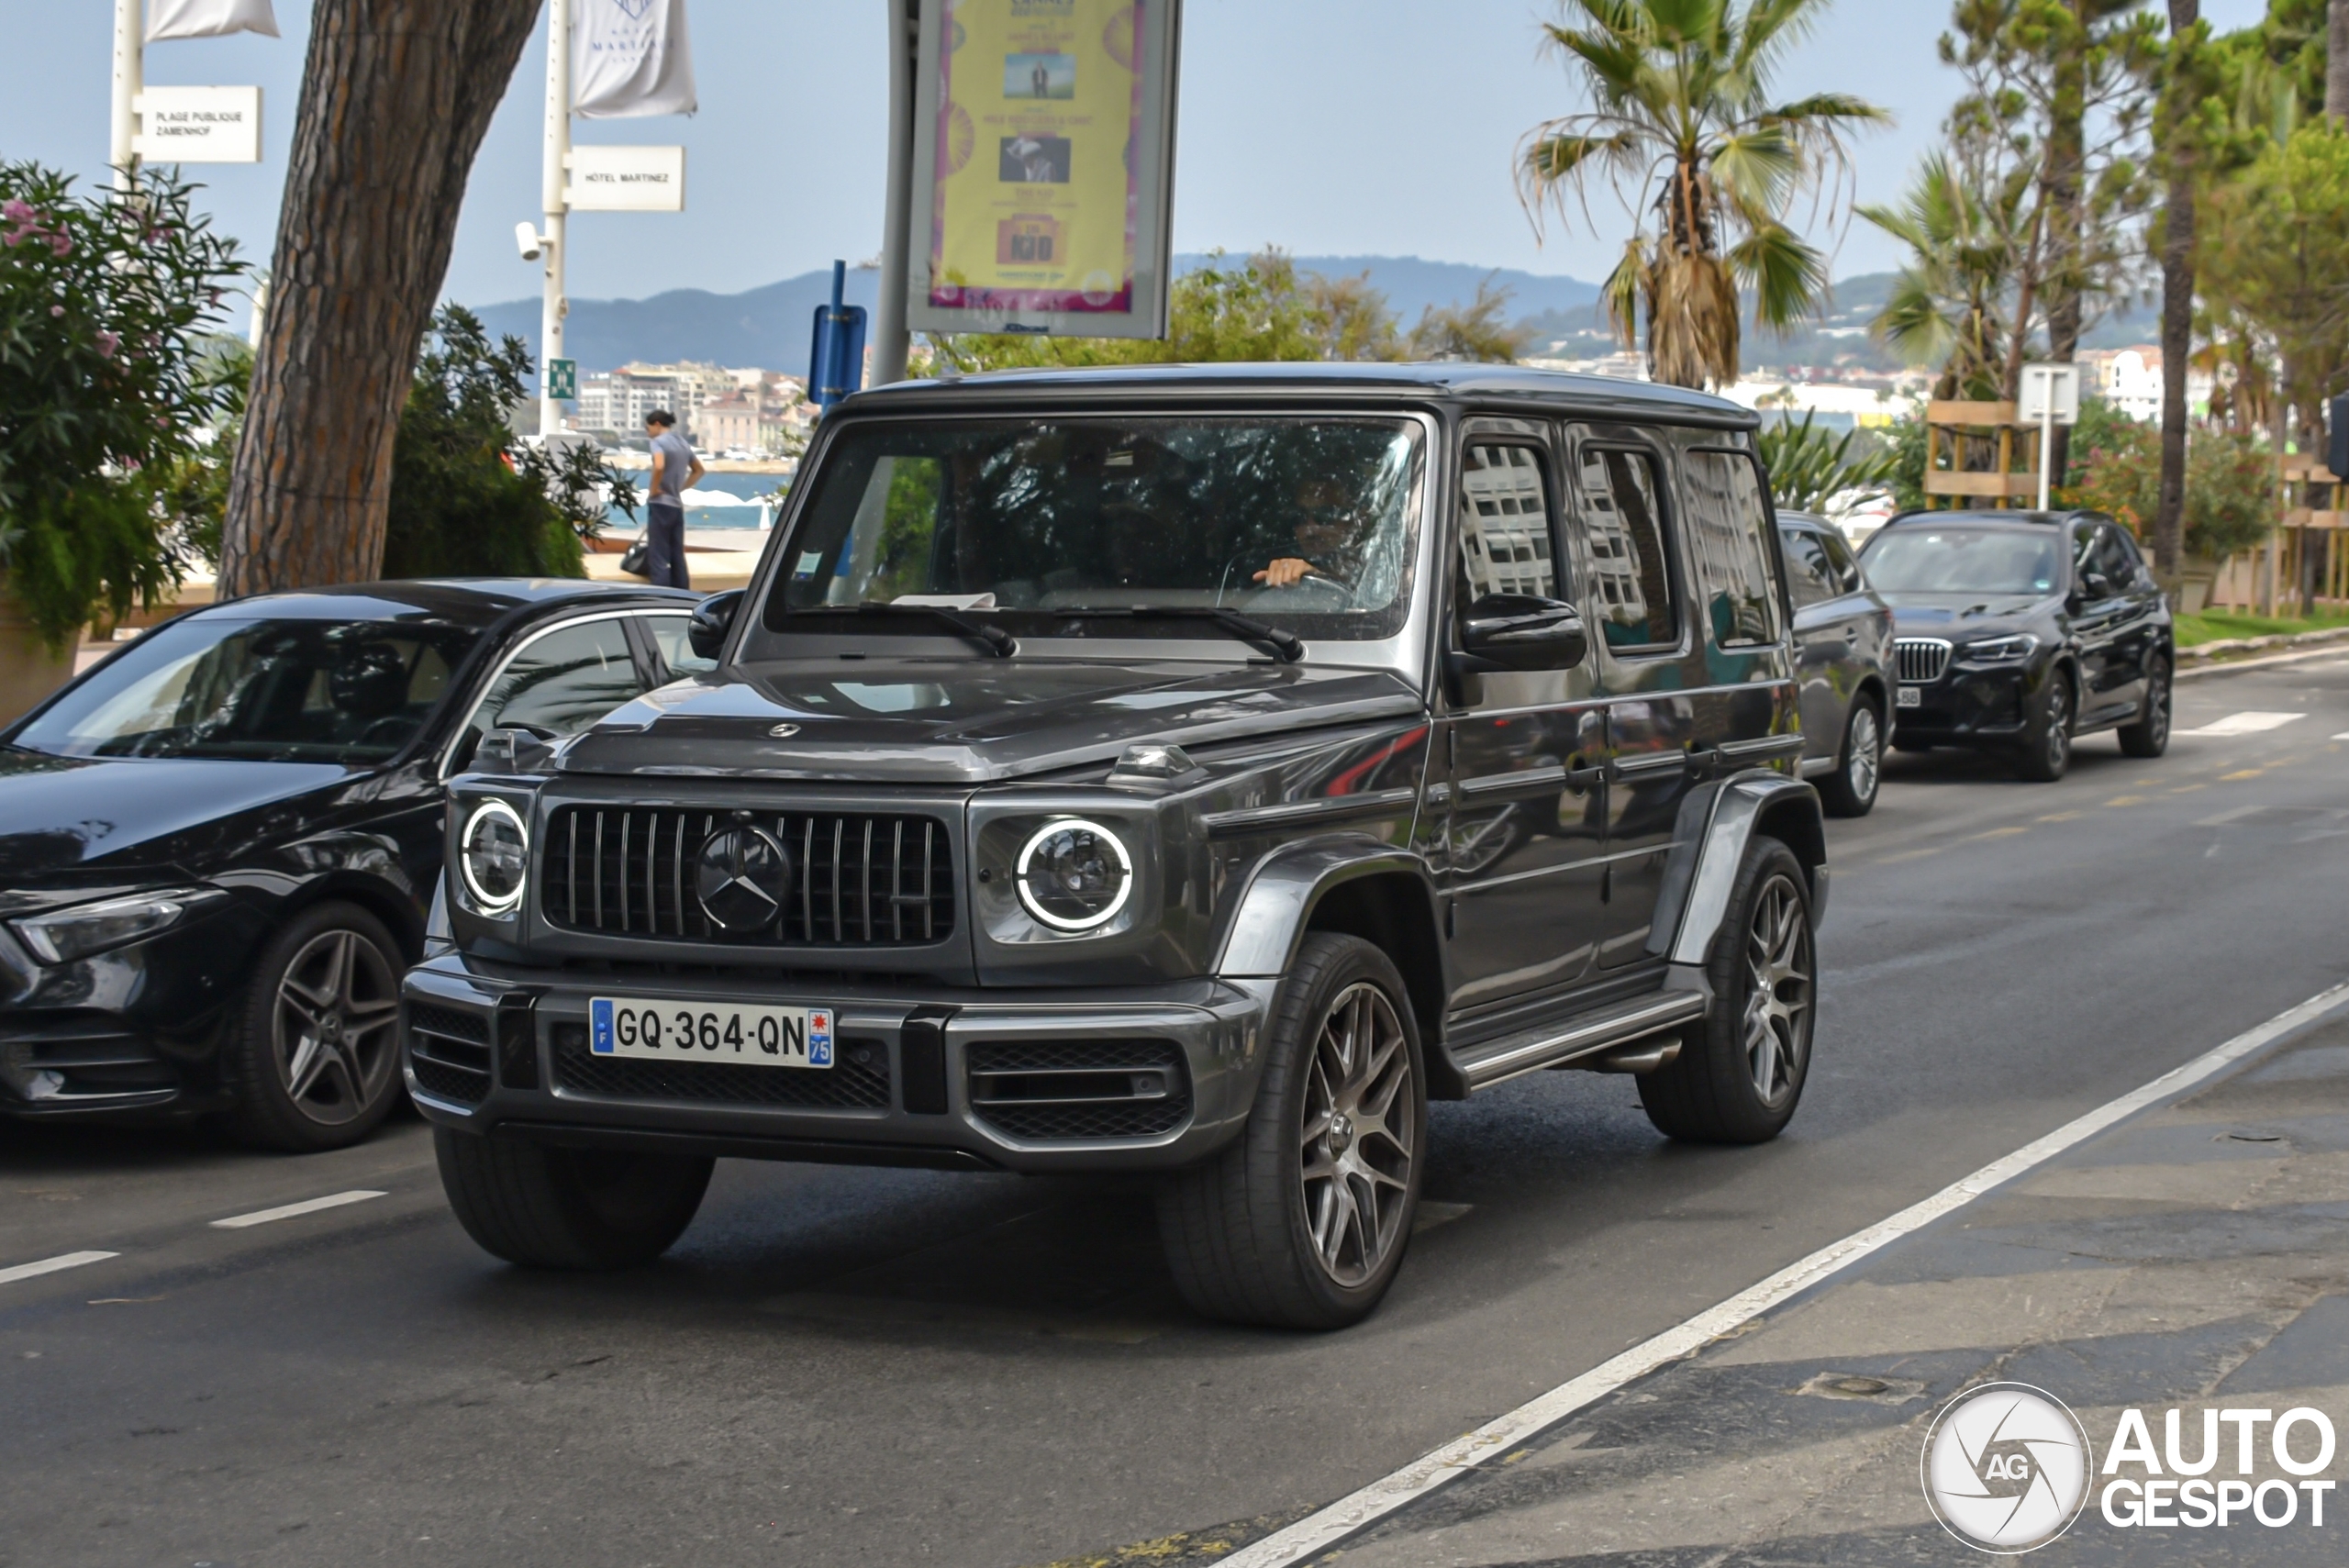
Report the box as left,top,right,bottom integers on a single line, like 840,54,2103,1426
1220,979,2349,1568
0,1251,119,1287
2176,712,2307,737
209,1190,387,1229
2333,732,2349,741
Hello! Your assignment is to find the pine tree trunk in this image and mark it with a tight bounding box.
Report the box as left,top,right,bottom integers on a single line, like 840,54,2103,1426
2042,4,2089,492
2330,0,2349,120
218,0,542,599
2154,0,2199,579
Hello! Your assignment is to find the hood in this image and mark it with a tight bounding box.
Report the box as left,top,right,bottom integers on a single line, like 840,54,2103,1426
1879,591,2057,634
0,749,351,890
556,659,1427,783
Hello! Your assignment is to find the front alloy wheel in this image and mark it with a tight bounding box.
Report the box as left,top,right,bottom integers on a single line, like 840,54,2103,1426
2016,673,2074,782
1299,982,1417,1287
228,901,406,1151
1819,701,1882,817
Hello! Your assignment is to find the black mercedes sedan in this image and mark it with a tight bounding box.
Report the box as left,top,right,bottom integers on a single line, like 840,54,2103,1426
1856,509,2173,782
0,578,703,1149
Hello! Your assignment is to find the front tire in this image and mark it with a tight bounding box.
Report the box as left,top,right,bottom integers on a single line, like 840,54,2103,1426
2014,669,2075,782
1817,699,1883,817
1639,839,1815,1145
2118,656,2171,758
1157,933,1426,1329
435,1129,713,1270
225,901,406,1152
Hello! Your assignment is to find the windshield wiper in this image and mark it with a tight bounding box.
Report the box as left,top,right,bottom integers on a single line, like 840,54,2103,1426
1061,606,1305,663
785,604,1017,658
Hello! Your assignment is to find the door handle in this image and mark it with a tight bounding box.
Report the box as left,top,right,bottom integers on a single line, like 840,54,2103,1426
1564,755,1607,788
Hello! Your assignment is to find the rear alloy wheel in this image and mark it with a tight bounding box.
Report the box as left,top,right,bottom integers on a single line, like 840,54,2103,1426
1157,933,1425,1329
1639,838,1815,1144
2014,671,2075,783
2118,656,2171,758
1818,700,1883,817
227,902,406,1151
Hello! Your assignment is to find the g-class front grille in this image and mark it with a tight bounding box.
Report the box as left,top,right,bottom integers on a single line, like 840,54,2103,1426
542,806,955,947
966,1039,1191,1142
1896,638,1953,684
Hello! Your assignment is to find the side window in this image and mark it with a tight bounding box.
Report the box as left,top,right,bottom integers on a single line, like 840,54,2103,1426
1457,442,1558,601
1683,450,1784,649
641,612,717,677
1570,443,1677,651
453,619,646,771
2094,526,2144,592
1780,528,1837,607
1815,525,1864,594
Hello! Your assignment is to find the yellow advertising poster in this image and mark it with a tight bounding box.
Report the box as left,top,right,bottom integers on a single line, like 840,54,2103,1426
925,0,1149,317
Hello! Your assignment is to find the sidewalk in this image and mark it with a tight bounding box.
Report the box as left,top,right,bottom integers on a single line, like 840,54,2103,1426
1319,1007,2349,1565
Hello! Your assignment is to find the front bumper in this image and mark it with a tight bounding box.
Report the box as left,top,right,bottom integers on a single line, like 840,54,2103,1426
1894,663,2033,742
400,951,1275,1173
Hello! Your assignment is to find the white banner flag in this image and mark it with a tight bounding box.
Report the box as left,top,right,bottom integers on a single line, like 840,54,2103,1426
146,0,280,42
573,0,696,119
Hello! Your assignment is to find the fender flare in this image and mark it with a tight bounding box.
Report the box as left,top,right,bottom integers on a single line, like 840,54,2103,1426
1211,837,1442,980
1648,772,1828,968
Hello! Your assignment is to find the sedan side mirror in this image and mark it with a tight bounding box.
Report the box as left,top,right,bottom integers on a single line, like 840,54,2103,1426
1454,594,1589,673
687,588,744,661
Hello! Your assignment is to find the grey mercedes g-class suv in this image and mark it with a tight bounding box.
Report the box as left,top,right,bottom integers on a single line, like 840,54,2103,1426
405,363,1827,1329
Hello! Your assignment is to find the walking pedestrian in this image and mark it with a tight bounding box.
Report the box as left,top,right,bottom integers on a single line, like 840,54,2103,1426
643,409,703,590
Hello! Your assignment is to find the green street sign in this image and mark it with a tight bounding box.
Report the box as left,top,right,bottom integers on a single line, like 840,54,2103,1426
547,357,577,400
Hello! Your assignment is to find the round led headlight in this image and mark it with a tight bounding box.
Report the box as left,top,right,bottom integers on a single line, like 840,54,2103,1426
459,798,529,915
1014,818,1133,932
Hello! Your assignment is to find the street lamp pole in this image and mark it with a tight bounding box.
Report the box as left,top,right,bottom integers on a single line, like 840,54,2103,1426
540,0,572,438
870,0,918,385
110,0,143,193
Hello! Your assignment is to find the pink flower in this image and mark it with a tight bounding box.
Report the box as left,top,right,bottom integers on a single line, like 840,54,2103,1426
50,232,72,257
1,199,32,223
95,330,119,359
49,304,63,317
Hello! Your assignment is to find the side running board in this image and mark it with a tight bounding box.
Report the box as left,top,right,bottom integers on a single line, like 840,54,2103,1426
1455,989,1710,1092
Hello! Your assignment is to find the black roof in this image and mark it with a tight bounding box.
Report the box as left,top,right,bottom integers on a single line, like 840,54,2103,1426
183,578,698,631
846,361,1758,428
1880,508,2101,531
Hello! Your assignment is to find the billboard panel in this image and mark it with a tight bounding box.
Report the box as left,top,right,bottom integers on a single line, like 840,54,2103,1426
907,0,1180,340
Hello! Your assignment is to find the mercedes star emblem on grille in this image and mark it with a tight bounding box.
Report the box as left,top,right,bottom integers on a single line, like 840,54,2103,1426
695,827,791,930
768,723,801,738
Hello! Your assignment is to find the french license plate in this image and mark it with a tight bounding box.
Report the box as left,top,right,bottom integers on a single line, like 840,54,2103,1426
588,998,833,1069
1897,686,1923,708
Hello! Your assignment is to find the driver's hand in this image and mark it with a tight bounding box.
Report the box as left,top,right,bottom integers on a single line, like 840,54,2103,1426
1253,557,1314,588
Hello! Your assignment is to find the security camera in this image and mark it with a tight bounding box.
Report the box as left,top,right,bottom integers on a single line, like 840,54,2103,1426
515,222,544,262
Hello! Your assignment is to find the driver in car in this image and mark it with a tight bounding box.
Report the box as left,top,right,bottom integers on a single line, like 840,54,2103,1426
1254,478,1366,591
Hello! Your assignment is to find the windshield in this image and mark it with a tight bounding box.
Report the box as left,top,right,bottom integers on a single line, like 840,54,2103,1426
13,616,481,763
746,417,1425,652
1859,528,2064,595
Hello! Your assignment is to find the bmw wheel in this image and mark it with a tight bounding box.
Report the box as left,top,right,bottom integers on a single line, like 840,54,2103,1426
2014,669,2075,783
1157,932,1426,1329
2118,656,2171,758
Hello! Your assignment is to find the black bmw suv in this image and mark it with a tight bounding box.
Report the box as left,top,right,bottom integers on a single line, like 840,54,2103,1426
1857,509,2173,780
406,364,1832,1328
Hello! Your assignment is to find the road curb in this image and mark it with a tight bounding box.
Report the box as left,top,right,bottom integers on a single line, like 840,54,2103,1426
2177,638,2349,681
2177,625,2349,681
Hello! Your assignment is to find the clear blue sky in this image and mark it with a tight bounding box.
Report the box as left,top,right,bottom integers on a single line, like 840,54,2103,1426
4,0,2275,331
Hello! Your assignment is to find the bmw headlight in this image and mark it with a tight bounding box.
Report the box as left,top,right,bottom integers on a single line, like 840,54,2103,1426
459,798,529,916
12,888,206,966
1964,633,2039,664
1015,819,1133,931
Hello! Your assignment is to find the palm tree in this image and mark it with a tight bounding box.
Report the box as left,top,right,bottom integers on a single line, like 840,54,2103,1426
1859,153,2030,400
1517,0,1887,389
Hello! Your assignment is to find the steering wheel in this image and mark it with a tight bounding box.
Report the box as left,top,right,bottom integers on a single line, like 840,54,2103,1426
354,716,418,751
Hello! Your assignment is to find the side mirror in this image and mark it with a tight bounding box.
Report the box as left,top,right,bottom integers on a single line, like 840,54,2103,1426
687,588,744,661
474,723,558,774
1454,594,1589,673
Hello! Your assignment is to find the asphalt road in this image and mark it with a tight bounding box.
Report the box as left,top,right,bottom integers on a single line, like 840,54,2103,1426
6,654,2349,1568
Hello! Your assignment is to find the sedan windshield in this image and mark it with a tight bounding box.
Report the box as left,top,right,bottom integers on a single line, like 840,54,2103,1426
1859,528,2063,595
13,616,481,763
746,417,1424,652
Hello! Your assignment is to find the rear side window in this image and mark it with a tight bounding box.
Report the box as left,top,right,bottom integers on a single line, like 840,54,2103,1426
1816,524,1864,593
1780,528,1838,607
1458,443,1558,600
1683,450,1783,649
1571,445,1677,651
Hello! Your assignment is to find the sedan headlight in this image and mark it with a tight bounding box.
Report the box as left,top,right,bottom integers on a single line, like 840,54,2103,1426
1963,633,2039,664
12,888,205,966
1015,819,1133,931
458,798,529,916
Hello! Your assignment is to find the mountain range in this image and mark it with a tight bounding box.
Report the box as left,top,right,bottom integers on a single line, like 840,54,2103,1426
469,253,1601,376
